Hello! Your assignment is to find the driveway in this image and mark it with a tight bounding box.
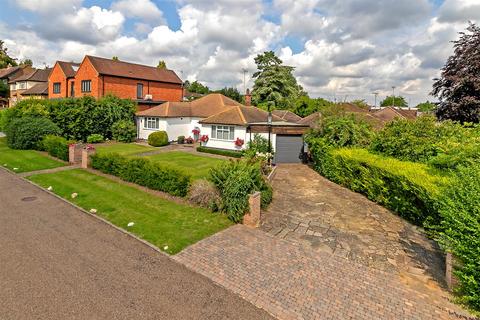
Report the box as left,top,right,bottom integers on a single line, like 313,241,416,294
0,169,273,320
261,165,446,292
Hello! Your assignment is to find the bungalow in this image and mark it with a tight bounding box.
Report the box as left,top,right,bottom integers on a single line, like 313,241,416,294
48,56,183,110
136,93,309,163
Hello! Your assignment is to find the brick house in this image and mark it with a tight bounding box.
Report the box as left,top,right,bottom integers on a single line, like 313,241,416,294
0,65,34,106
48,56,183,110
9,68,52,107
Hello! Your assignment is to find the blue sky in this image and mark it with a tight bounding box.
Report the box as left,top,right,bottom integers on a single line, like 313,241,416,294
1,0,479,105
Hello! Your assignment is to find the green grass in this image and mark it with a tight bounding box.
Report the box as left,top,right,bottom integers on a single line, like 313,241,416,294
95,142,156,156
28,169,233,254
0,138,65,173
144,151,226,180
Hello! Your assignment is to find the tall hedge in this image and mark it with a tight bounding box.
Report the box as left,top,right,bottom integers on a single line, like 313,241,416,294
90,153,191,197
307,137,451,227
5,116,61,150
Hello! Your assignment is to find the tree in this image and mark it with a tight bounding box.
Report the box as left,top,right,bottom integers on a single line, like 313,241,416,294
184,80,210,94
112,56,119,61
292,95,334,117
0,40,18,68
251,51,303,109
0,81,8,97
416,101,436,113
214,87,242,102
432,23,480,123
350,99,370,110
20,59,33,66
380,95,408,108
157,60,167,69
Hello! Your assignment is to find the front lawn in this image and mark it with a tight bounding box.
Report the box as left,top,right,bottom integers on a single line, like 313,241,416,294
0,138,65,173
95,142,156,156
145,151,226,180
28,169,233,254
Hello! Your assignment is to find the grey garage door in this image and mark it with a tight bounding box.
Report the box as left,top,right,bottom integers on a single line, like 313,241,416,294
275,135,303,163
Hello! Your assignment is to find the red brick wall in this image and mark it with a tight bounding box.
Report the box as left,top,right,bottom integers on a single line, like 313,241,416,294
102,76,182,102
74,58,100,98
48,63,68,98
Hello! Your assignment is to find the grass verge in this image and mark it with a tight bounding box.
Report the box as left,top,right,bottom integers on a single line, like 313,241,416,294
95,142,156,156
28,169,233,254
0,137,65,173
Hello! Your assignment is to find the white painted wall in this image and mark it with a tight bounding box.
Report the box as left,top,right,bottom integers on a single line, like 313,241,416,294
137,117,167,140
201,125,248,151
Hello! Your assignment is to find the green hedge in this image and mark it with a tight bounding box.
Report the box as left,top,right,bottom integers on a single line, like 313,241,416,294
308,138,451,226
197,146,243,158
40,135,72,161
6,116,61,150
437,165,480,311
90,153,191,197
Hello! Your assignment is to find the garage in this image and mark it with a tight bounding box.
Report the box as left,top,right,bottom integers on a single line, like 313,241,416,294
275,134,304,163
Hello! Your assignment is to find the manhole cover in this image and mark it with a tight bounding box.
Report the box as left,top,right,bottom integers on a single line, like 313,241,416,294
21,196,37,202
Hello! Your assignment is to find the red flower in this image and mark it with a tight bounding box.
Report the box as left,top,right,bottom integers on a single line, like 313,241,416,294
192,128,200,135
234,137,244,147
199,135,209,143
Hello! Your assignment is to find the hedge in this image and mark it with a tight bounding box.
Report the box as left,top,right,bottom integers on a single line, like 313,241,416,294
6,116,61,150
90,153,191,197
148,131,169,147
197,146,243,158
40,135,72,161
308,138,451,227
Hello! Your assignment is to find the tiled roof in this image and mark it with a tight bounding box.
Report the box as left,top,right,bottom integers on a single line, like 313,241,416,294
22,82,48,95
11,68,52,83
57,61,80,77
86,55,182,84
373,107,409,123
0,66,21,79
136,93,243,118
297,112,321,126
200,105,284,126
272,110,303,123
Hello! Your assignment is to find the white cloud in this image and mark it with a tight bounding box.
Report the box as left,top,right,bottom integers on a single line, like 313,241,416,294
111,0,165,23
14,0,81,13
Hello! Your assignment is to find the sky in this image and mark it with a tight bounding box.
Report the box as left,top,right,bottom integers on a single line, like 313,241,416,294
1,0,479,106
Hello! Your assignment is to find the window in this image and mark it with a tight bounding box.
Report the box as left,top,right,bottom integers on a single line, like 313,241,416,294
211,125,235,140
18,82,26,90
81,80,91,93
144,117,159,129
53,82,61,94
10,84,16,91
137,83,143,99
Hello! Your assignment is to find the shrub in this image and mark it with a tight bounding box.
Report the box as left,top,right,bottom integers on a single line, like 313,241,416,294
437,165,480,311
40,135,72,161
307,136,451,227
86,134,104,144
148,131,169,147
243,134,271,159
197,146,243,158
111,120,136,142
6,117,61,150
90,153,190,197
188,179,221,211
209,160,272,222
177,135,185,144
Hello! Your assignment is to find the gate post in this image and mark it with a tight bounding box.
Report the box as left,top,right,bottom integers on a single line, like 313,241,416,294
243,192,261,228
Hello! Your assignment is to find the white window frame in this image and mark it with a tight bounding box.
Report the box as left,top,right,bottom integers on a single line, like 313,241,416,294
211,125,235,141
144,117,159,130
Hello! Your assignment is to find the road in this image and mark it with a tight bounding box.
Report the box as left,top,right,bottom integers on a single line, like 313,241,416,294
0,169,273,320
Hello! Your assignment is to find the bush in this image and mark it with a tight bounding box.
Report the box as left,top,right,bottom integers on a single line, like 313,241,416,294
111,120,136,142
177,135,185,144
90,153,191,197
197,146,243,158
244,134,270,158
148,131,169,147
307,137,451,227
86,134,104,144
39,135,72,161
209,160,272,222
6,117,61,150
437,165,480,311
188,179,221,211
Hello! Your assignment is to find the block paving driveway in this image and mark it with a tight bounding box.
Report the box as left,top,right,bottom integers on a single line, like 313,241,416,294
176,165,474,320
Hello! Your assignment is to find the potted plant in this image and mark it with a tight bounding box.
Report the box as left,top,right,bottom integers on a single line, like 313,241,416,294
199,134,209,146
234,137,244,148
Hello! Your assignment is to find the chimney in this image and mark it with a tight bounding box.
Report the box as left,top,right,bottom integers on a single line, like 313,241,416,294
245,88,252,106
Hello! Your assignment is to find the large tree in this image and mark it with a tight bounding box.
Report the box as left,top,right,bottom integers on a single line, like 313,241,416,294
184,80,209,94
432,23,480,123
0,40,18,68
416,101,436,113
292,95,334,117
380,95,408,108
251,51,303,110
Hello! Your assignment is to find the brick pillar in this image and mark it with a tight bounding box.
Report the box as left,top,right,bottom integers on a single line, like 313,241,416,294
69,143,83,164
81,147,96,169
446,252,459,291
243,192,261,227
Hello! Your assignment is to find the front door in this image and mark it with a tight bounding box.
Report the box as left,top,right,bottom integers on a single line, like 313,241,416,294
70,82,75,97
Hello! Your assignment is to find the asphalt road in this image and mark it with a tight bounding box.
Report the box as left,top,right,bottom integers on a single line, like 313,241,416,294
0,169,273,320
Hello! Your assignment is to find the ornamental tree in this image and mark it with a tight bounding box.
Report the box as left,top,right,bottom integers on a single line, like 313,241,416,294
432,23,480,123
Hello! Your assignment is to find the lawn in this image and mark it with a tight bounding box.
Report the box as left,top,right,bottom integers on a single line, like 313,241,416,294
0,138,65,173
28,169,233,254
95,142,156,156
145,151,226,180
